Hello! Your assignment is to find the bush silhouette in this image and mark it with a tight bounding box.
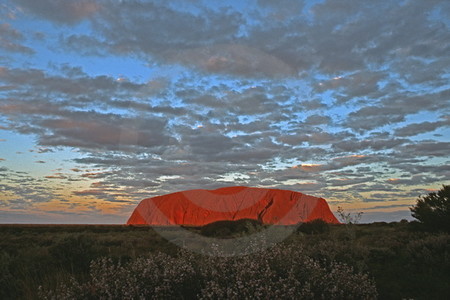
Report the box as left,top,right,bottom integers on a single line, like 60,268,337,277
297,219,330,234
410,185,450,232
200,218,264,237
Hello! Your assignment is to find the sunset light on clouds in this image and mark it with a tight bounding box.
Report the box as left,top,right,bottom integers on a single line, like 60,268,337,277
1,0,450,223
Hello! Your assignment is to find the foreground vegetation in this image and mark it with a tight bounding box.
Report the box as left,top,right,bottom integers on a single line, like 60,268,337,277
0,221,449,299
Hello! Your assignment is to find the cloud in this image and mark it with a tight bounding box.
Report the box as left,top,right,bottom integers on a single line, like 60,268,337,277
314,71,387,102
345,89,450,133
39,115,173,151
168,44,295,77
0,22,34,54
45,173,67,179
15,0,100,24
396,141,450,158
80,171,111,179
72,189,105,196
332,136,410,152
386,174,440,186
1,0,450,221
277,129,351,147
304,115,332,126
395,116,450,137
10,0,450,80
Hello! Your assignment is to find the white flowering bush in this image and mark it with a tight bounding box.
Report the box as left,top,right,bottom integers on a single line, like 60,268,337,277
39,242,377,300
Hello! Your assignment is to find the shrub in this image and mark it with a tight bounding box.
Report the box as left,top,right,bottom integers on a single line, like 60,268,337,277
297,219,330,235
40,243,377,300
200,219,264,238
336,207,363,225
410,185,450,232
405,234,450,273
49,234,101,273
0,251,14,299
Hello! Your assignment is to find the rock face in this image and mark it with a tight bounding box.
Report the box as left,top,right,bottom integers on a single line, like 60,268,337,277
127,186,340,226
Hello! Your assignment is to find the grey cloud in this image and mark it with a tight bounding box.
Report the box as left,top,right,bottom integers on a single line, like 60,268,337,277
39,114,174,151
110,100,186,116
394,164,450,177
393,57,450,86
386,174,440,186
0,67,143,98
0,170,62,208
168,44,295,78
181,85,289,119
345,89,450,132
395,117,450,137
73,189,106,196
326,155,374,170
278,129,351,147
298,100,328,111
0,67,176,152
315,71,387,102
15,0,100,24
61,34,108,56
14,0,450,81
396,141,450,158
350,183,402,193
183,131,237,156
260,166,324,182
327,176,375,187
89,1,242,55
304,114,331,125
278,182,327,194
332,137,410,152
345,106,406,132
0,22,34,54
2,106,175,152
1,0,450,212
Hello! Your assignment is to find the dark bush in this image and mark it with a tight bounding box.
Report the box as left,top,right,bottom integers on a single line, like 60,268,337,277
200,218,264,238
0,251,14,299
297,219,330,234
49,235,101,273
410,185,450,232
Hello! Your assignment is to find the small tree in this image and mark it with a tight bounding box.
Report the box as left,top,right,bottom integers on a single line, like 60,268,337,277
336,206,363,225
410,185,450,232
336,207,363,241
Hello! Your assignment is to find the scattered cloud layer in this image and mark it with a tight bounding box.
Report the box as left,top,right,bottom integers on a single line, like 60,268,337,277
1,0,450,222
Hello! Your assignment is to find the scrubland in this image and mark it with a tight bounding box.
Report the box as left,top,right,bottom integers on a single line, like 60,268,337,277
0,221,449,299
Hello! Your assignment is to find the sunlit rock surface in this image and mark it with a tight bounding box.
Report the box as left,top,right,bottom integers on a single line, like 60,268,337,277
127,186,340,226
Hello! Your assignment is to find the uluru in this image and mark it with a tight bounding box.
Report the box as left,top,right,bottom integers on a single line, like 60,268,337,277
127,186,340,226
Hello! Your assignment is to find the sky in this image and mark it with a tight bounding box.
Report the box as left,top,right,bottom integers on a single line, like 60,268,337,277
0,0,449,224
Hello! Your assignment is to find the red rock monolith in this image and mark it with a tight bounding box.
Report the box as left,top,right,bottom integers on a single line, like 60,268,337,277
127,186,340,226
